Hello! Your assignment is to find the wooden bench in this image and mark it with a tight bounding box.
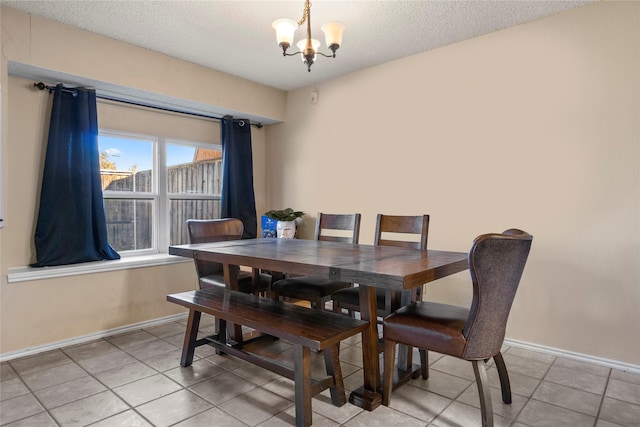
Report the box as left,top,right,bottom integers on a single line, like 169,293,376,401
167,287,369,427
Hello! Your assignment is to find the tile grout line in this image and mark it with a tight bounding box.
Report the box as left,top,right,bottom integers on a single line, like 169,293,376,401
59,343,153,427
85,329,241,426
513,351,558,424
3,325,639,427
61,333,200,427
7,351,92,426
592,367,612,427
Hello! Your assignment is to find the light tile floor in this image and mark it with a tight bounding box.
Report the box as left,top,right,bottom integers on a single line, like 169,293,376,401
2,315,639,427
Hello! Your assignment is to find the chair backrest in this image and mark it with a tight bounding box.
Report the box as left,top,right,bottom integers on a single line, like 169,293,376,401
186,218,244,279
462,229,533,359
374,214,429,250
314,213,361,244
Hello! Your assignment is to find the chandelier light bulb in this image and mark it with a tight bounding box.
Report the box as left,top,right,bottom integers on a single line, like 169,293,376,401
321,22,344,53
272,19,297,53
297,38,320,61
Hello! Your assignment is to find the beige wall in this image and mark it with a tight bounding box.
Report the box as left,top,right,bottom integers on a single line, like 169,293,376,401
1,2,638,367
2,9,285,123
0,6,5,295
0,8,282,354
266,1,640,365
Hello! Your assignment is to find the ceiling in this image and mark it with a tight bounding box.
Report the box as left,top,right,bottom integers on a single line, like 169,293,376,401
2,0,593,92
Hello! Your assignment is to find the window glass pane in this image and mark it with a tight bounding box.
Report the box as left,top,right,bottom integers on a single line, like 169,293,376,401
167,143,222,195
99,136,153,193
104,199,153,251
98,132,222,254
170,199,221,245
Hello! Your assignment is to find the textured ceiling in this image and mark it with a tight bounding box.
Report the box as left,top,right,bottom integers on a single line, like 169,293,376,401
2,1,593,92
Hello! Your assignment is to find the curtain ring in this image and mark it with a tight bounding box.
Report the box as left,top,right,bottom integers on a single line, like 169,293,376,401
238,120,245,127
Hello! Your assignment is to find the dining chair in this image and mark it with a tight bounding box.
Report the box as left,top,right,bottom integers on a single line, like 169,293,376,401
186,218,273,295
381,229,533,427
331,214,430,317
270,212,362,310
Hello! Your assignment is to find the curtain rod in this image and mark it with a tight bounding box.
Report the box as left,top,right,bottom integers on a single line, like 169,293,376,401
33,82,263,128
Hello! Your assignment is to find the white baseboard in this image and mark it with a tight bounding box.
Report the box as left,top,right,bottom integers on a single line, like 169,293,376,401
504,338,640,375
0,313,188,363
2,317,638,376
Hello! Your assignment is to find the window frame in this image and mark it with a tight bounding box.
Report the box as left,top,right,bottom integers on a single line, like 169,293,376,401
163,138,223,249
99,129,222,256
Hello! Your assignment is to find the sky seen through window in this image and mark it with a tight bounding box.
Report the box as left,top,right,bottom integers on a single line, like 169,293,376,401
99,136,198,171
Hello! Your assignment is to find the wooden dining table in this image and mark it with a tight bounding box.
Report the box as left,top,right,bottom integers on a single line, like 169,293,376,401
169,238,468,411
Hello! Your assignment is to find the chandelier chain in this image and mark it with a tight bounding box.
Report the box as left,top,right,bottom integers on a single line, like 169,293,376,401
297,0,311,27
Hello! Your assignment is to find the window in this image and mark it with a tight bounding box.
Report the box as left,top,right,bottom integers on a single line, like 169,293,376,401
99,131,222,254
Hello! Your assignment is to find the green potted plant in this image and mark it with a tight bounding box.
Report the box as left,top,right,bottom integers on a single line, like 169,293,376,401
263,208,305,239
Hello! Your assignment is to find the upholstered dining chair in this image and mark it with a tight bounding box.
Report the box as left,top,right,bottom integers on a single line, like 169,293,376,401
331,214,430,318
186,218,273,295
382,229,533,427
270,212,362,310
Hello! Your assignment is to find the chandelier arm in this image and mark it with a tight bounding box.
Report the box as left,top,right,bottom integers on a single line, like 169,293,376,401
316,52,336,58
283,51,302,57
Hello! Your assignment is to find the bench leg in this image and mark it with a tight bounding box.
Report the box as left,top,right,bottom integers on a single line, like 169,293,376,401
323,344,347,406
293,345,312,427
181,309,201,367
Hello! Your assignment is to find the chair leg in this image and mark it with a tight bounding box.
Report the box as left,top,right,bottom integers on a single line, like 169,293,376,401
419,349,429,379
269,289,280,302
493,352,512,404
382,340,396,406
332,300,341,313
472,360,494,427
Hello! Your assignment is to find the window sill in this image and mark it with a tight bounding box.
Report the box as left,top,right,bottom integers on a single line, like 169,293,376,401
7,254,191,283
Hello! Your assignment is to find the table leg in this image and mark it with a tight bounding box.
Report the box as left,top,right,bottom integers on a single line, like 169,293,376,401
223,263,244,343
251,268,260,295
396,290,413,370
348,285,382,411
390,289,425,388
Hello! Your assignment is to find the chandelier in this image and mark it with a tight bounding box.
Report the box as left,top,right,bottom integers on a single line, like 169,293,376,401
272,0,344,72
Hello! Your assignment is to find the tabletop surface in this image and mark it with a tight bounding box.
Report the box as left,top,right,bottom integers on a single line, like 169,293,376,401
170,238,469,290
